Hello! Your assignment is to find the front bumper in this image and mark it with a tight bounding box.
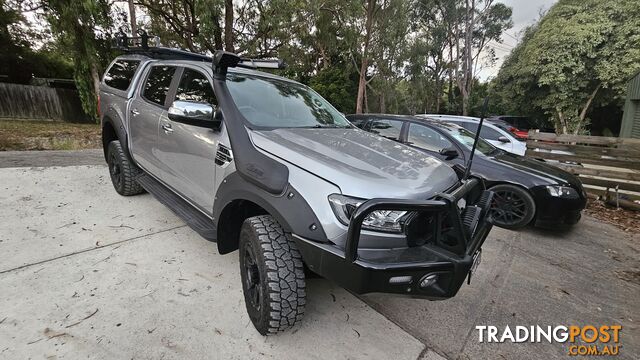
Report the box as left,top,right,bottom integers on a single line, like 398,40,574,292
531,186,587,227
294,178,494,299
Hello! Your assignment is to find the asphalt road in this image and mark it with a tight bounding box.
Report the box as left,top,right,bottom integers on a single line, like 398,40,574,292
0,150,638,359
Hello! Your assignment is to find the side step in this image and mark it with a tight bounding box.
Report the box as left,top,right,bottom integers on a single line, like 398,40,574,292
136,173,217,241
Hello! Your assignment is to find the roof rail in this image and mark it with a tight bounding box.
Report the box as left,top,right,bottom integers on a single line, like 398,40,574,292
114,30,285,72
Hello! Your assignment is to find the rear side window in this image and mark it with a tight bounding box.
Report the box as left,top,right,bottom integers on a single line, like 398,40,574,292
143,66,177,106
104,60,139,91
479,125,502,140
369,119,403,141
174,68,217,105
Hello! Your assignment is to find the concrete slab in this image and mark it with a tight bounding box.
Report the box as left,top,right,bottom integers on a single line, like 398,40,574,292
363,219,640,360
0,165,426,359
0,166,183,272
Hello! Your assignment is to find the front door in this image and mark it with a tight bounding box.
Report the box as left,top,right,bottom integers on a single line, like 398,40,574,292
129,64,178,176
156,66,221,215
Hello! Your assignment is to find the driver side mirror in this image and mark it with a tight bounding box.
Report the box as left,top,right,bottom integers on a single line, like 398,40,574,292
168,100,222,131
497,136,510,143
439,147,459,160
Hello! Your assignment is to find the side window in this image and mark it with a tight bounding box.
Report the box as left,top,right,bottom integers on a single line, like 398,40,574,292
369,119,403,141
174,68,217,105
104,60,139,91
347,117,368,129
479,125,502,141
142,66,177,106
407,124,453,152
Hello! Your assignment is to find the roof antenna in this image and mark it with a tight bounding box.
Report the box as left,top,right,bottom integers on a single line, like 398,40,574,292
463,97,489,180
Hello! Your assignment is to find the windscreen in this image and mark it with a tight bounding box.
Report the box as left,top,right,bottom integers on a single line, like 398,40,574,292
226,73,350,129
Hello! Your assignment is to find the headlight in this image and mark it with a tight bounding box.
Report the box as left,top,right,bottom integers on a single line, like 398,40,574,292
545,185,579,198
328,194,407,233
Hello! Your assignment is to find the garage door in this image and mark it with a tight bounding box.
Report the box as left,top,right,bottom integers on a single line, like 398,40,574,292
632,102,640,138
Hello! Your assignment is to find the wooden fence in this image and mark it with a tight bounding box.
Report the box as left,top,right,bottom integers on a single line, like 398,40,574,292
0,83,91,123
525,131,640,209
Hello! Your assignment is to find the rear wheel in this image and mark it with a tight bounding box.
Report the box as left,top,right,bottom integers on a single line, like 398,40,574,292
489,184,535,230
107,141,144,196
239,215,306,335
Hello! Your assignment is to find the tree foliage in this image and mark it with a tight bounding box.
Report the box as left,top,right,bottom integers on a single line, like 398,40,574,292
493,0,640,134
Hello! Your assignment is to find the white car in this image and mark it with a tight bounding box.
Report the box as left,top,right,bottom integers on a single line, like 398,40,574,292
417,115,527,156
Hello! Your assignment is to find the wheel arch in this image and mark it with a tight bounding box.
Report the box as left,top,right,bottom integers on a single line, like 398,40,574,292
213,172,328,255
101,115,133,164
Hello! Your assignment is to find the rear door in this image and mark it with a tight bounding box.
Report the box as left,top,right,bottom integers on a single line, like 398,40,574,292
129,64,178,176
156,66,221,215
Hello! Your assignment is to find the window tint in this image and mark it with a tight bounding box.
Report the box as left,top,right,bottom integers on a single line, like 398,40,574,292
368,119,403,141
143,66,176,106
479,125,502,140
407,124,453,152
104,60,139,90
174,68,217,105
347,117,368,129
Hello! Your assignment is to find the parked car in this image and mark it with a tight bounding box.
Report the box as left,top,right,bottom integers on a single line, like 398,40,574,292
417,114,527,156
100,39,494,335
488,115,555,140
348,114,587,230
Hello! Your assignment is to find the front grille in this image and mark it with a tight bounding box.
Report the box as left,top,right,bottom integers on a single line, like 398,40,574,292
215,143,233,166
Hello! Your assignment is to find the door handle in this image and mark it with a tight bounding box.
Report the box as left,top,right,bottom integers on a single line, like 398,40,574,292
130,108,140,116
162,123,173,134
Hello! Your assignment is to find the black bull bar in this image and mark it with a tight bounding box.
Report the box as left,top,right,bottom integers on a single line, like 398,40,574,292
295,178,494,299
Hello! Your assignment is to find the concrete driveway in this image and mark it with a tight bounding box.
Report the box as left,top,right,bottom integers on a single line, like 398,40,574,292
0,150,638,359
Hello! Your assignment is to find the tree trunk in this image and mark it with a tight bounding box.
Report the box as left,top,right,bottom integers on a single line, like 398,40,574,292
127,0,137,35
356,0,375,114
224,0,234,52
572,84,601,135
459,0,475,116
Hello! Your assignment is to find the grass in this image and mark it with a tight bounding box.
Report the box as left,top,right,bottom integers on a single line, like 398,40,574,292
0,120,101,151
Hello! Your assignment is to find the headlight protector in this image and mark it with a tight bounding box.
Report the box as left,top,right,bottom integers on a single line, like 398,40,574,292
328,194,408,233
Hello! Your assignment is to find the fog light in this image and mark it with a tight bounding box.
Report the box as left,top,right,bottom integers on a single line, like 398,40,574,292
388,276,412,285
419,274,438,288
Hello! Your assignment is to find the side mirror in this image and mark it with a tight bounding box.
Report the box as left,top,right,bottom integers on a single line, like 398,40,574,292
439,147,459,160
498,136,510,143
168,100,222,130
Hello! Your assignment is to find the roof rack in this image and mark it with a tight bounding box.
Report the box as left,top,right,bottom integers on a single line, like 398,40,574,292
114,30,285,71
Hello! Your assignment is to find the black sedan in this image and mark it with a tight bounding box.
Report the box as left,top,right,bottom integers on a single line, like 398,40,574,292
347,114,587,230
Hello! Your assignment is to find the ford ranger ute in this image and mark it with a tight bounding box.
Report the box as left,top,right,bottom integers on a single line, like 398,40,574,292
99,34,494,335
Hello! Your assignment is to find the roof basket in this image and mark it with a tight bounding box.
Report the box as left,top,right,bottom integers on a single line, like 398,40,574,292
113,30,286,73
114,29,160,50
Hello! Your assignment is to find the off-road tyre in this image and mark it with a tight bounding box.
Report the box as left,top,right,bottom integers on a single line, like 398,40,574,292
489,184,536,230
107,141,144,196
239,215,306,335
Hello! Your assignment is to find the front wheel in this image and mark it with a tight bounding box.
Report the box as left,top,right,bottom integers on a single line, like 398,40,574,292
239,215,306,335
489,184,536,230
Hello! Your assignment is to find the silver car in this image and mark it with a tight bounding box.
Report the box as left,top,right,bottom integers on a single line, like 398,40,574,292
99,36,494,335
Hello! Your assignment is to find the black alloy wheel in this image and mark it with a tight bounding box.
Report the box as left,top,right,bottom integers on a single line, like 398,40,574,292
489,184,536,230
106,141,145,196
239,215,306,335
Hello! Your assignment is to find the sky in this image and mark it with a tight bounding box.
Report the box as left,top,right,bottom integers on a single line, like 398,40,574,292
478,0,559,80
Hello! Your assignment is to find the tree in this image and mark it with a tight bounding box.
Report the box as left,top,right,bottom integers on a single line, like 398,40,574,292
493,0,640,134
43,0,112,119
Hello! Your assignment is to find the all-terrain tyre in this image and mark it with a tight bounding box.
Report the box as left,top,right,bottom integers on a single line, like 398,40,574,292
489,184,536,230
106,141,145,196
239,215,306,335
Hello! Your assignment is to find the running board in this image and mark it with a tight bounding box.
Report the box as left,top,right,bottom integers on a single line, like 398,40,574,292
136,173,217,241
